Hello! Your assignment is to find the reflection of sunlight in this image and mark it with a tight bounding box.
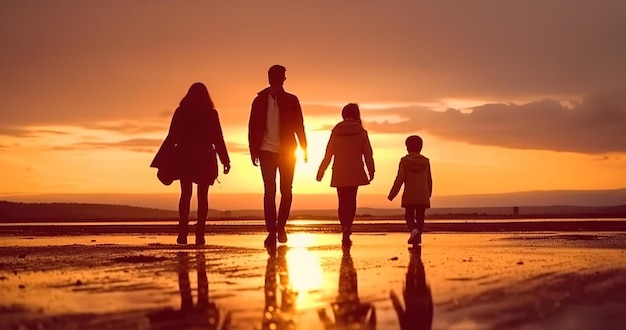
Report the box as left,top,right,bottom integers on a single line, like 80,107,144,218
286,247,324,309
286,233,320,248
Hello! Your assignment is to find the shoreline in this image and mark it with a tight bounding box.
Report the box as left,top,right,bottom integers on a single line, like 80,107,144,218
1,220,625,236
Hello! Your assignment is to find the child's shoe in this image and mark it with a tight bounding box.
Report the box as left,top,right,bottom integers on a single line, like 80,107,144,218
408,229,420,244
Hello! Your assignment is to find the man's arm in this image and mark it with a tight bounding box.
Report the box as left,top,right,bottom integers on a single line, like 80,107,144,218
248,96,261,166
293,96,308,162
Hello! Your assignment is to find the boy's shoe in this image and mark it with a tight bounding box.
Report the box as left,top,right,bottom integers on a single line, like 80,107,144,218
408,229,420,244
195,236,205,246
277,227,288,243
176,234,187,245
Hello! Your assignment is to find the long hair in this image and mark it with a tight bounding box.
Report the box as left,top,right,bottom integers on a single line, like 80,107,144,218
341,103,362,125
180,82,215,109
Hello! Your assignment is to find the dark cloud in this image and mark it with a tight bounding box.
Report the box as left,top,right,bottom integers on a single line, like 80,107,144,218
364,91,626,154
2,2,624,127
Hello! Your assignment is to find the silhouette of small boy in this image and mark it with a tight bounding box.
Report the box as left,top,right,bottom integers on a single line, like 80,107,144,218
387,135,432,245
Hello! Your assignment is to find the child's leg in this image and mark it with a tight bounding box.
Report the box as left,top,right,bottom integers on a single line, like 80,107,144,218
404,207,417,231
416,207,426,233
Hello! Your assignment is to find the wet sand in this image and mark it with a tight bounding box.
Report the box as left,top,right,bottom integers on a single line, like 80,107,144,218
1,230,625,330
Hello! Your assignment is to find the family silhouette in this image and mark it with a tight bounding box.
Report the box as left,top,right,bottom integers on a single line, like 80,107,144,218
151,64,432,247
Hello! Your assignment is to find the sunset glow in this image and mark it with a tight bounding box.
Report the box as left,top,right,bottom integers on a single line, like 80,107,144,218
1,1,625,210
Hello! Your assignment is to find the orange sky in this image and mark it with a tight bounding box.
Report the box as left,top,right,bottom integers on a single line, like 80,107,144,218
1,1,625,210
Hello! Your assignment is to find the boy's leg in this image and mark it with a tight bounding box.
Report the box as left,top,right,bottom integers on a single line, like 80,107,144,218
405,206,420,244
416,207,426,233
404,207,417,231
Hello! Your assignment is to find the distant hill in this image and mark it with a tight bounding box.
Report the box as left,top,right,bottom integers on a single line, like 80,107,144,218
1,200,624,221
2,188,625,210
0,201,181,221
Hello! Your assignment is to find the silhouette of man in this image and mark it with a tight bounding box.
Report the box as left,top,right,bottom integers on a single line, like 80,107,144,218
249,65,308,247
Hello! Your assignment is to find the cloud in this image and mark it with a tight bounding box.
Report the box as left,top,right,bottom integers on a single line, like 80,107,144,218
81,120,168,134
364,91,626,154
51,138,250,155
2,1,625,129
0,126,36,137
54,138,163,153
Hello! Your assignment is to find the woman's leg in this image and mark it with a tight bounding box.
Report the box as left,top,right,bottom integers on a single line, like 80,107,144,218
195,183,209,245
178,179,193,244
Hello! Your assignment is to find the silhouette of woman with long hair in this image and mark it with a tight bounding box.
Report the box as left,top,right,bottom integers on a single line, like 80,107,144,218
151,82,230,245
316,103,375,245
318,244,376,329
390,246,433,330
261,245,297,330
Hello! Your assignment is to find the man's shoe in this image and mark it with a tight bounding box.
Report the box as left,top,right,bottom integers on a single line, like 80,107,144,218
408,229,420,244
177,234,187,245
195,236,205,246
277,228,288,244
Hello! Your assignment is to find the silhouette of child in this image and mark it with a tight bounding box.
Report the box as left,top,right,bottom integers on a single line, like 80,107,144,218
387,135,432,245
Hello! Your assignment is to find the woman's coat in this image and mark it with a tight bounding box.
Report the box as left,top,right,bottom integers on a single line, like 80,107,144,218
317,119,375,187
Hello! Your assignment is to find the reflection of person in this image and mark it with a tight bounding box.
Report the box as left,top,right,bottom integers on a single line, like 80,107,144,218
318,244,376,329
151,82,231,245
248,65,308,247
148,252,231,329
261,245,297,330
316,103,375,245
387,135,432,245
390,247,433,330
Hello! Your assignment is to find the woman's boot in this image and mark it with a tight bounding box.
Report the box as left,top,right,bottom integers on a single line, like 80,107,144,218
177,220,188,244
195,221,206,245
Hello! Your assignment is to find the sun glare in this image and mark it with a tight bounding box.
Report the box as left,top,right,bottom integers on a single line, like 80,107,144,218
286,247,324,308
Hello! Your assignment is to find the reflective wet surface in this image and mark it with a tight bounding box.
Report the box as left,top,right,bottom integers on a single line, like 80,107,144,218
1,232,625,329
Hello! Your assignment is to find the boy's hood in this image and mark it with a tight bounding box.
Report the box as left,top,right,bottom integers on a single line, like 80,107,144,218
403,153,429,172
332,119,365,136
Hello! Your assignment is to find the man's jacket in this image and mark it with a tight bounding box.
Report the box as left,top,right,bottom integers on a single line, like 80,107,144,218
248,87,307,156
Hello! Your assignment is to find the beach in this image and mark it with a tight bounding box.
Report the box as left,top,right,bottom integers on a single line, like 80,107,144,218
1,225,626,330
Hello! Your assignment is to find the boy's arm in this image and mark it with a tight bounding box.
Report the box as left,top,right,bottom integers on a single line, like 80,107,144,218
388,161,406,200
428,163,433,197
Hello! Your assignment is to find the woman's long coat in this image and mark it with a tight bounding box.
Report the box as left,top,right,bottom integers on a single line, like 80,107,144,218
151,106,229,185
